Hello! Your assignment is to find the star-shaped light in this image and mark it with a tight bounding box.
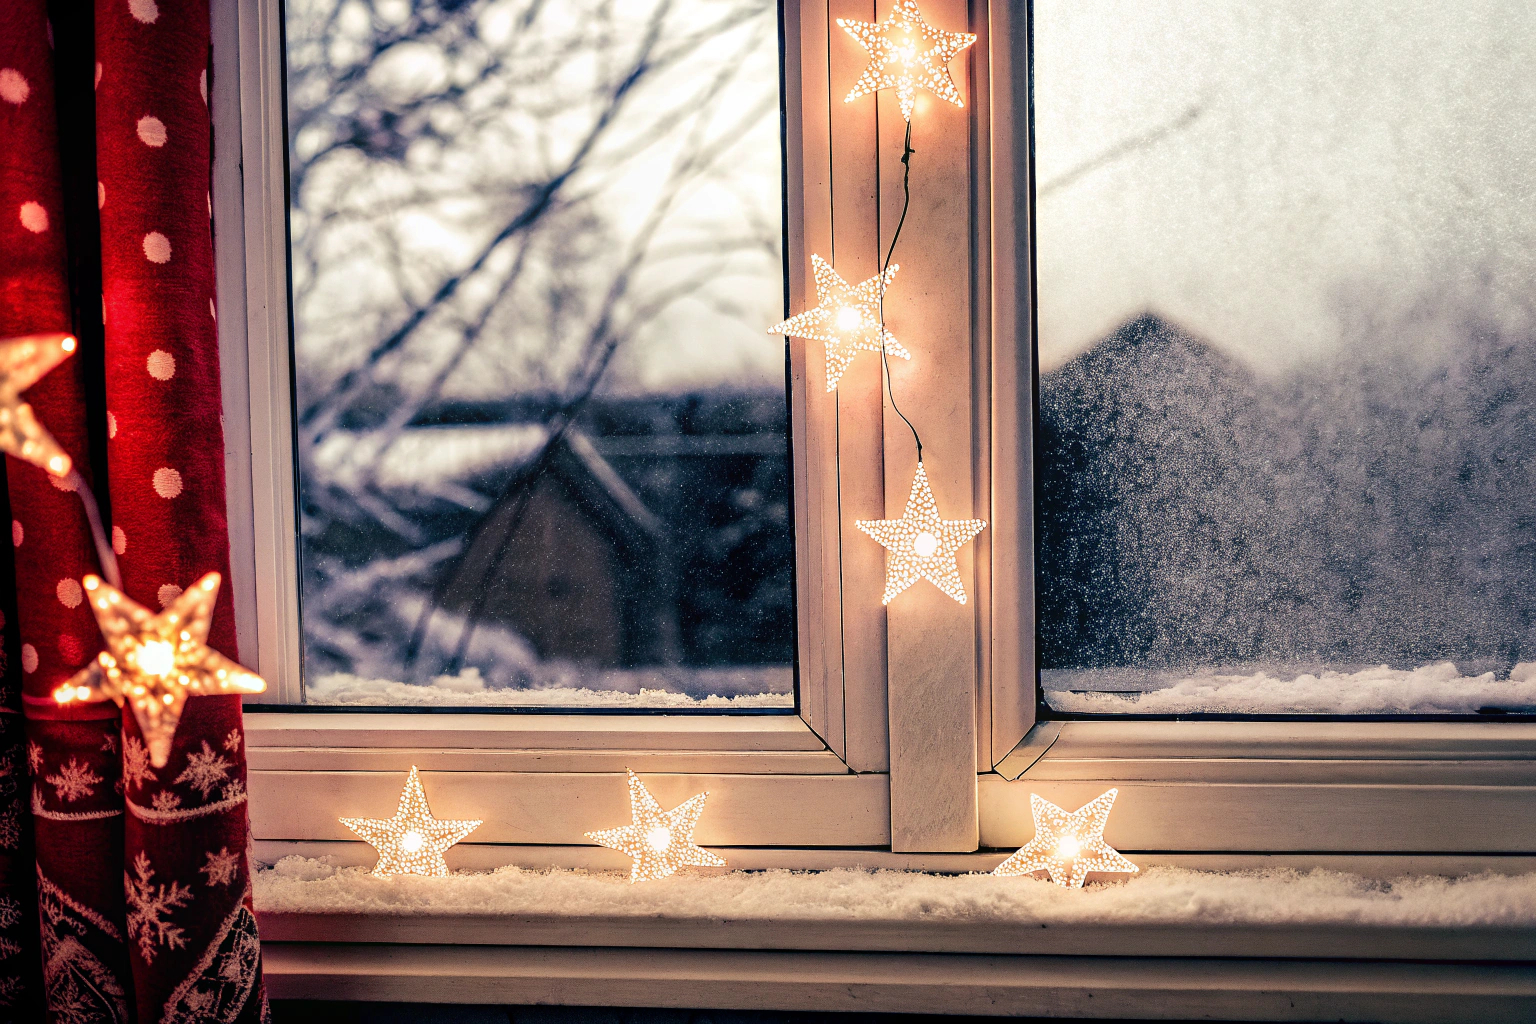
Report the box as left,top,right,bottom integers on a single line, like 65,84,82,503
0,331,78,477
54,572,267,768
769,254,909,391
340,765,483,878
838,0,976,121
992,789,1139,889
585,770,726,883
856,462,985,604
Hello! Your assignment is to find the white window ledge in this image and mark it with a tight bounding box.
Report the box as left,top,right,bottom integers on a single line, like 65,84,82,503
256,860,1536,1021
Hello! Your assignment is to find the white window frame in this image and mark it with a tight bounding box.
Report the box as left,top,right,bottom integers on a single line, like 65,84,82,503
212,0,1536,876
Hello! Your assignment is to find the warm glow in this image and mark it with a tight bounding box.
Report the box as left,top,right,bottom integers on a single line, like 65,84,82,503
993,789,1138,889
838,0,977,121
769,256,908,391
857,463,986,604
0,331,81,474
586,770,727,883
340,766,482,878
51,571,267,767
135,640,176,678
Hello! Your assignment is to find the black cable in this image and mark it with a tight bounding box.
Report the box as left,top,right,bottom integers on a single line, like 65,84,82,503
878,119,922,463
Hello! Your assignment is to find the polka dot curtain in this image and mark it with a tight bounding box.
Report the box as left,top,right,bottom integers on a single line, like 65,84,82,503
0,1,267,1020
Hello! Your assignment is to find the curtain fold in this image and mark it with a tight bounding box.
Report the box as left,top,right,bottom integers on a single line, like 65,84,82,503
1,1,268,1020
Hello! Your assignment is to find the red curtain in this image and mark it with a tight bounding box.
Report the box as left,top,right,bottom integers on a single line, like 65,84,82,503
0,1,267,1020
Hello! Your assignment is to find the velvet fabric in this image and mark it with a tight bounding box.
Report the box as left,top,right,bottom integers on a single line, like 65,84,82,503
0,1,266,1020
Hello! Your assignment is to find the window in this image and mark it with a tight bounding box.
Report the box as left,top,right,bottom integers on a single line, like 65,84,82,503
280,0,794,710
1032,0,1536,716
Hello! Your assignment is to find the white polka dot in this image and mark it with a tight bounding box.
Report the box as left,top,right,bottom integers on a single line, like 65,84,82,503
97,182,105,209
94,62,101,89
0,69,29,105
142,231,171,264
199,69,207,105
136,115,166,147
19,202,48,233
21,645,37,674
156,584,182,608
152,467,182,498
49,473,75,492
106,411,117,438
112,526,126,555
129,0,159,23
146,349,175,380
11,521,21,547
56,579,82,609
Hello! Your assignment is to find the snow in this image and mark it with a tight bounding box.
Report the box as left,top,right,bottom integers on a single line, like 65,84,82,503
254,857,1536,930
306,666,793,709
1044,661,1536,715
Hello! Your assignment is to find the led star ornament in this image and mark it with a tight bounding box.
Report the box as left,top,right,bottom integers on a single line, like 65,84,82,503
769,255,909,391
0,331,78,477
857,462,985,604
992,789,1139,889
341,766,483,878
54,572,267,768
585,770,726,882
839,0,976,121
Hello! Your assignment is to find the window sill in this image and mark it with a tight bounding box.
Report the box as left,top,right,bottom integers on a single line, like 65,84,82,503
254,862,1536,1020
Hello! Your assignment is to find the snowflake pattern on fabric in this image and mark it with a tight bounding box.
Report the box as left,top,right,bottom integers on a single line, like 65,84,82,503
200,849,239,888
161,904,261,1024
222,729,241,754
37,872,130,1024
124,851,191,964
174,740,232,799
221,778,245,804
46,757,102,802
26,741,42,776
121,734,155,791
151,791,182,812
0,806,20,849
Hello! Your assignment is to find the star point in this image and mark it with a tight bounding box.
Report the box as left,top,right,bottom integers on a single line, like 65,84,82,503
340,766,482,878
0,331,79,478
585,770,726,882
992,789,1139,889
856,462,985,604
769,255,909,391
54,571,267,767
838,0,976,121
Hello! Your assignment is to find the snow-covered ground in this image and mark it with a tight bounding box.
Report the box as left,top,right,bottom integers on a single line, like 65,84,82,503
255,857,1536,929
1044,661,1536,715
306,665,793,709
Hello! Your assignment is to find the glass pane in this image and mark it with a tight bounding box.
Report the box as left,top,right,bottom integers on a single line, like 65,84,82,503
284,0,793,709
1033,0,1536,714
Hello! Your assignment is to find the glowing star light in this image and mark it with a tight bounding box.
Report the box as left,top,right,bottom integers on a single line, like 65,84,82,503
856,462,985,604
340,765,482,878
769,254,909,391
0,331,78,477
992,789,1139,889
839,0,976,121
54,572,267,768
585,770,726,883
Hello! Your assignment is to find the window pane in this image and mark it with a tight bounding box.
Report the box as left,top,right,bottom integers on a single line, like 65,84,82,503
284,0,793,709
1033,0,1536,714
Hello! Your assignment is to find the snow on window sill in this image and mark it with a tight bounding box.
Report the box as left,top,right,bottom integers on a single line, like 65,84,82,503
302,665,794,709
253,857,1536,962
1044,661,1536,715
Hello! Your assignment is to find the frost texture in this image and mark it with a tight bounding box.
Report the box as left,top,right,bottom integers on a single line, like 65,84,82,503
254,858,1536,930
